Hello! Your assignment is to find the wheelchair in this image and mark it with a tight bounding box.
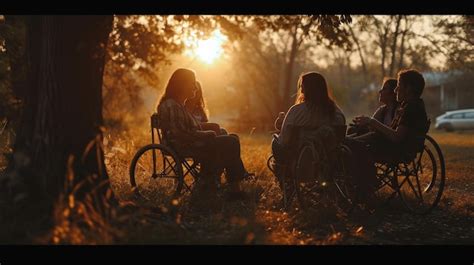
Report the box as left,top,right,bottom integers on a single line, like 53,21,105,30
267,122,446,215
345,118,446,214
267,124,357,212
373,133,446,215
129,113,202,203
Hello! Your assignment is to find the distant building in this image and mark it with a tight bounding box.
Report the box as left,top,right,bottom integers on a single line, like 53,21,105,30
422,70,474,117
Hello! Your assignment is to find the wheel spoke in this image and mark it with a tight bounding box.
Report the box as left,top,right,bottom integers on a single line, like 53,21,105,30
387,135,446,214
130,145,185,202
413,173,424,202
405,175,422,202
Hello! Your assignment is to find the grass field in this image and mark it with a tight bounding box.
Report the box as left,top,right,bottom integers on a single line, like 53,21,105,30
1,128,473,244
97,129,474,244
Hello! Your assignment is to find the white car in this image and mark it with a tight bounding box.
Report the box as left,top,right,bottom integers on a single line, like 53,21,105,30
435,109,474,131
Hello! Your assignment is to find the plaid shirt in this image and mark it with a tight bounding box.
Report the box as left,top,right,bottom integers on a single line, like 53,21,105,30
157,98,203,149
390,98,428,134
389,98,429,152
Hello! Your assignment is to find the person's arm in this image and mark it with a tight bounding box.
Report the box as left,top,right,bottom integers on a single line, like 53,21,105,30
193,130,216,139
354,115,408,143
166,104,216,142
200,122,221,135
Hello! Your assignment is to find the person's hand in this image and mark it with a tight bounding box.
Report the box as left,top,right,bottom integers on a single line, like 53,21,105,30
351,115,362,126
204,130,217,138
200,122,220,135
197,130,217,140
353,115,373,127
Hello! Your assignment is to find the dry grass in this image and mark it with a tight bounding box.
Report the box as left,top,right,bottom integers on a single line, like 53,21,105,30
101,128,474,244
1,128,474,244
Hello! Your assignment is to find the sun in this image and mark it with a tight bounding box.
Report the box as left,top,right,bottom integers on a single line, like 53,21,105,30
185,30,227,65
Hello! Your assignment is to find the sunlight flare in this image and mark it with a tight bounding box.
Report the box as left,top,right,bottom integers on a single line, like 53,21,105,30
185,30,227,64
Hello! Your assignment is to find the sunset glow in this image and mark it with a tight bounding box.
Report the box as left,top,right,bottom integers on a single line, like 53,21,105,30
185,30,227,64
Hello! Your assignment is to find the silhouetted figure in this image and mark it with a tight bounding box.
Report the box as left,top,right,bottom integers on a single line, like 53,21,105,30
156,68,251,199
347,78,399,137
347,69,430,202
271,72,346,164
185,81,229,136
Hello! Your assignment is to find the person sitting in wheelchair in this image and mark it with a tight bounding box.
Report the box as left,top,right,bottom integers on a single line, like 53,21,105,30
352,69,429,162
156,68,252,199
185,81,230,136
347,78,399,137
271,72,346,170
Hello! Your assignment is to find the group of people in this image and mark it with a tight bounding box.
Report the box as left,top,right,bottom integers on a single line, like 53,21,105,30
156,67,429,204
272,70,429,201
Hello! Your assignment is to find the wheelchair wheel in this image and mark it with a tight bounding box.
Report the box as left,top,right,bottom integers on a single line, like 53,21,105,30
129,144,184,204
395,135,446,214
294,144,328,210
330,144,357,213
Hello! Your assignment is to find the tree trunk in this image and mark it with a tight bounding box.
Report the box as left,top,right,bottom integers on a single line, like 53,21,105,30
282,26,299,111
398,17,409,71
380,31,388,79
3,16,28,100
388,15,402,76
348,24,369,84
374,16,391,80
3,16,39,150
7,16,114,209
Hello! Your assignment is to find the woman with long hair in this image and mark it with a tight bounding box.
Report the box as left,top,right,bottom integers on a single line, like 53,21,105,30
272,72,346,163
185,81,229,135
185,81,209,123
157,68,250,198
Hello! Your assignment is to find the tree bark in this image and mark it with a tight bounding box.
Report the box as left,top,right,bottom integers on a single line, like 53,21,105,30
3,16,40,150
6,15,114,208
3,16,28,100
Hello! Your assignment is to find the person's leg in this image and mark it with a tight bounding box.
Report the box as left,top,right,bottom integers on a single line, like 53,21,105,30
343,137,377,202
353,131,379,142
209,135,247,196
364,134,402,163
190,142,220,189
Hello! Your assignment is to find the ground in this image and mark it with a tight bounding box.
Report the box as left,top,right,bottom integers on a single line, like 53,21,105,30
103,129,474,245
1,128,473,244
